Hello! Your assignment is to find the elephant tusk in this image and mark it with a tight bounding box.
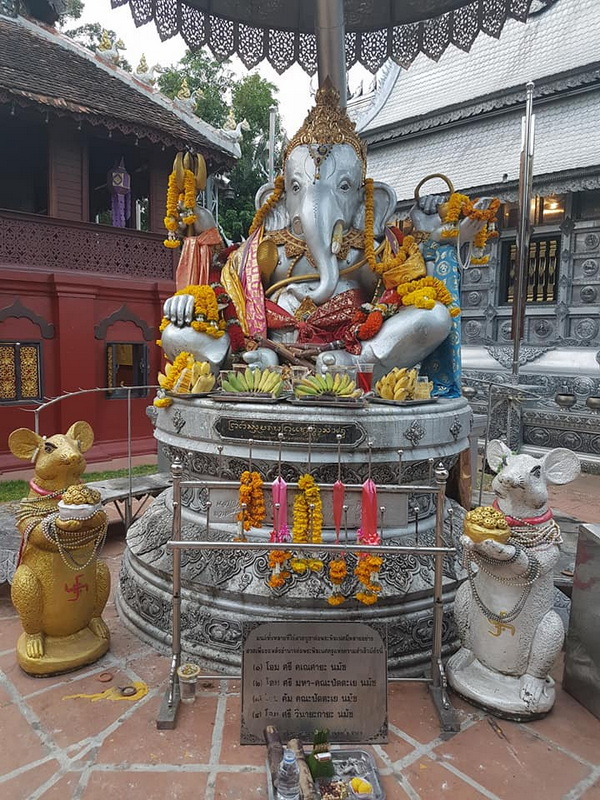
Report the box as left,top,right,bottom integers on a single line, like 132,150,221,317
264,241,386,298
331,221,344,255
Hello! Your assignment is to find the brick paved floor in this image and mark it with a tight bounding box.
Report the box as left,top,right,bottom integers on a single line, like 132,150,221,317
1,478,599,800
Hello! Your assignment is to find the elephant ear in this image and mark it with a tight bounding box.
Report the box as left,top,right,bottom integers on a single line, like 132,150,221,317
354,181,397,236
254,182,289,231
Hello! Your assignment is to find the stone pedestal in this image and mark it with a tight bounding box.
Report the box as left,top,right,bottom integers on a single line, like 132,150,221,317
118,397,471,675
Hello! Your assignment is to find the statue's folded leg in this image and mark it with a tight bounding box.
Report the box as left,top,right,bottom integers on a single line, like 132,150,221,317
365,302,452,371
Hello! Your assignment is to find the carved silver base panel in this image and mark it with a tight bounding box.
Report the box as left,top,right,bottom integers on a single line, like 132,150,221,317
118,397,472,675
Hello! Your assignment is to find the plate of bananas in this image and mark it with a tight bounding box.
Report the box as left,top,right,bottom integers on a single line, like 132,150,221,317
370,367,436,405
290,371,366,406
214,367,286,402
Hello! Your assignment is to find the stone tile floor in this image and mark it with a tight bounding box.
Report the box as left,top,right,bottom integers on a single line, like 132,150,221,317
1,477,600,800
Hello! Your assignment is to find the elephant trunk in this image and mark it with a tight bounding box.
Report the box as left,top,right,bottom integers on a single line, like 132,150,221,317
299,209,344,305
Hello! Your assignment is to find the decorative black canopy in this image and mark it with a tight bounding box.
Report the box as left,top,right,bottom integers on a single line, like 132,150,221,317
111,0,537,74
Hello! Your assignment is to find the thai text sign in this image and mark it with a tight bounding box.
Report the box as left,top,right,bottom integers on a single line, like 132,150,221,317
215,417,365,446
241,621,387,744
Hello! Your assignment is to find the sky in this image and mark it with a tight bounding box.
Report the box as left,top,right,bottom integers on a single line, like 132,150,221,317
71,0,369,136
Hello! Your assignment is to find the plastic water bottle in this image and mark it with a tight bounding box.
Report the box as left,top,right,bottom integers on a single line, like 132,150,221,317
276,748,300,800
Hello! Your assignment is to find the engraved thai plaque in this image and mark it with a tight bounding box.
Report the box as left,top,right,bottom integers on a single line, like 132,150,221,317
215,417,365,447
241,621,387,744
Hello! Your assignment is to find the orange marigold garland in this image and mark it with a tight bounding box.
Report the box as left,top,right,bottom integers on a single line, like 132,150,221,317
268,549,292,589
328,557,348,606
354,554,384,605
237,470,266,539
291,474,323,574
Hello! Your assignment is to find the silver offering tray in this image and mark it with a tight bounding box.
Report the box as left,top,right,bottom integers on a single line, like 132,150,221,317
368,397,438,407
266,749,384,800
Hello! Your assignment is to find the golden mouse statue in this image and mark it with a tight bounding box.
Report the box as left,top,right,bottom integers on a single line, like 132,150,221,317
8,421,110,676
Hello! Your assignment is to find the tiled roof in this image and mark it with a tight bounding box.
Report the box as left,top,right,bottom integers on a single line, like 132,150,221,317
0,14,239,165
366,91,600,203
359,0,600,135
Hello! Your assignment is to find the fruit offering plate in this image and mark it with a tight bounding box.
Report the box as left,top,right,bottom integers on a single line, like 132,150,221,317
166,391,215,399
287,394,367,409
266,749,383,800
368,396,438,407
210,391,284,404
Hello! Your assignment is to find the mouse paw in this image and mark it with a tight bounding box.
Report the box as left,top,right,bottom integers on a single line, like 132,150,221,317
25,632,45,659
520,674,548,711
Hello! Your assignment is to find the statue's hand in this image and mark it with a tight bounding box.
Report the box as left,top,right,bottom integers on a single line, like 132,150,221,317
410,194,445,233
242,347,279,369
163,294,195,328
474,538,516,562
459,197,495,244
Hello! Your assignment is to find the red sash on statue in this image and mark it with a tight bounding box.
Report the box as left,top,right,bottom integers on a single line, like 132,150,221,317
265,289,364,354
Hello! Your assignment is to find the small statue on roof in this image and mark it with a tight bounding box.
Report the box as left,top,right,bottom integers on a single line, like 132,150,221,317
221,111,250,142
96,30,126,67
134,54,155,86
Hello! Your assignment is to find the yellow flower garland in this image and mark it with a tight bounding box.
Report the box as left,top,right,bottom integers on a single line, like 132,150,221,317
181,169,198,226
248,174,285,236
396,276,461,317
291,474,323,574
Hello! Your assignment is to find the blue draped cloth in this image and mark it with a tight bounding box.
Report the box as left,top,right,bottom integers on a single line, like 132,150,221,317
420,240,462,398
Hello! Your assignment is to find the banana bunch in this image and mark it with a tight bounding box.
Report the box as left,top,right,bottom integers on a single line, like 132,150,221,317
190,360,215,393
375,367,418,401
294,371,362,399
221,367,284,396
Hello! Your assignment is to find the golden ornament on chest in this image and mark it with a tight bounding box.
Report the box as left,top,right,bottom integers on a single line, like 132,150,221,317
8,422,110,676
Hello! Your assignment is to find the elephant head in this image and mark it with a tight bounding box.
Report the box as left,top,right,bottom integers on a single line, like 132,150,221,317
255,85,396,306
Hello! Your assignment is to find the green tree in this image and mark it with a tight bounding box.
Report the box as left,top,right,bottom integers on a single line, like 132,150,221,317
219,72,283,241
58,0,83,23
157,51,234,128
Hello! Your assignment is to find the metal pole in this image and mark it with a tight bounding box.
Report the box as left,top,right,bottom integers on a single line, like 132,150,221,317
168,460,184,708
126,387,133,530
268,105,277,183
511,81,536,382
478,382,494,507
432,464,449,687
315,0,347,108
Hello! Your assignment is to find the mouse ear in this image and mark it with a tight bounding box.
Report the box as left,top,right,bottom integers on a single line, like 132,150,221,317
8,428,43,460
66,421,94,453
486,439,511,473
542,448,581,485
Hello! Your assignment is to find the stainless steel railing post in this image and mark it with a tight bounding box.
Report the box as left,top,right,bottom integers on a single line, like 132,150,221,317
167,460,184,707
432,463,449,688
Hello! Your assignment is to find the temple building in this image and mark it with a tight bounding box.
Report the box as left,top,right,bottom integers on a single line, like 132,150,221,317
352,0,600,466
0,1,238,474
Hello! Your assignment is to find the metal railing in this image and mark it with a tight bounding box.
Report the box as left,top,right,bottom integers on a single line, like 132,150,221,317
20,384,159,527
157,460,460,737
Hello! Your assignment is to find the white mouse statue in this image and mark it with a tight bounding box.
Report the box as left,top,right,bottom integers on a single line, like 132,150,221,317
447,439,581,719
